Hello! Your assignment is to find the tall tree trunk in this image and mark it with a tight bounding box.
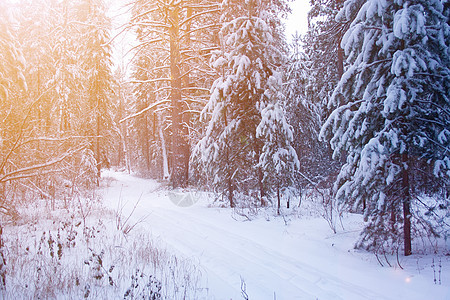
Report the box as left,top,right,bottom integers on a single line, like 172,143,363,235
402,152,412,256
277,184,281,215
96,110,101,180
180,6,193,187
124,124,131,174
224,108,234,207
117,91,123,167
255,143,265,206
169,4,188,188
337,46,344,79
93,62,101,183
227,158,234,208
337,0,345,80
143,112,151,173
227,171,234,208
258,166,265,206
225,142,234,207
158,115,170,180
400,38,411,256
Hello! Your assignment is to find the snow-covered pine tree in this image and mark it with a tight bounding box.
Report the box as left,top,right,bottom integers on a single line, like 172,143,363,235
79,0,116,181
0,4,27,103
17,0,55,135
194,0,290,207
8,0,114,199
320,0,450,255
46,0,86,134
290,0,360,191
304,0,349,121
257,72,299,213
0,3,28,193
0,0,121,215
0,2,84,215
0,6,23,218
284,33,332,190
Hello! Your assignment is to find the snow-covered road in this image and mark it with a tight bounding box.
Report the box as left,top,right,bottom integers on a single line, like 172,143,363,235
100,170,450,300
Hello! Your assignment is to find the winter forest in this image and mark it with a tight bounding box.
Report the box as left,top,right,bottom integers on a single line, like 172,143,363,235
0,0,449,298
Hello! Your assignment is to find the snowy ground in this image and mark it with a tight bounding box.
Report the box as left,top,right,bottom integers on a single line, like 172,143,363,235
101,170,450,300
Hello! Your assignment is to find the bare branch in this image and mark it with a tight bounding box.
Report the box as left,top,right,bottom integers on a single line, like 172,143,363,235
0,85,56,176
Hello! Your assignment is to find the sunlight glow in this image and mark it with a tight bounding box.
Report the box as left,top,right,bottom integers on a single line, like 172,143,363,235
285,0,310,39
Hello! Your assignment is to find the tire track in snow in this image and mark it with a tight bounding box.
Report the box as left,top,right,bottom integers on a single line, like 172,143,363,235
146,208,319,299
148,206,392,300
101,172,444,300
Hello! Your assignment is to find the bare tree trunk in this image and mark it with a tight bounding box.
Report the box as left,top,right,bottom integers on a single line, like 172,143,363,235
337,46,344,79
228,171,234,208
181,6,193,187
169,5,188,188
158,115,170,180
258,166,265,206
225,143,234,208
402,152,412,256
124,124,132,174
117,92,124,167
227,160,234,208
142,111,151,173
277,184,281,215
96,93,101,184
223,108,234,207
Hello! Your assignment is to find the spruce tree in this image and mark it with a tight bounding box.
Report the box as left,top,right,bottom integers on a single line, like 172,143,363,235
284,33,330,188
79,0,116,180
195,0,290,207
321,0,450,255
257,74,299,213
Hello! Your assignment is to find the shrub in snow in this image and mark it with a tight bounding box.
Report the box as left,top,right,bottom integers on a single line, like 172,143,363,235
0,207,203,299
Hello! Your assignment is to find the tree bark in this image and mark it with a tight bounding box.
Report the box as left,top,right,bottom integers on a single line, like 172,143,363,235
258,166,265,206
228,171,234,208
141,105,151,173
169,5,187,188
96,104,101,181
180,6,193,187
226,146,234,208
277,185,281,215
402,152,412,256
158,115,170,180
337,46,344,79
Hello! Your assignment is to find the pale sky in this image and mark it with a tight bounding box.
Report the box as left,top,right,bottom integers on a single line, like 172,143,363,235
285,0,311,39
107,0,311,71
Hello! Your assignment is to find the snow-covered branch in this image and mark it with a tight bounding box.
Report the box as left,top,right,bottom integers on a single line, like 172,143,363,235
0,147,85,183
180,24,220,40
179,8,220,27
119,99,170,123
128,78,171,84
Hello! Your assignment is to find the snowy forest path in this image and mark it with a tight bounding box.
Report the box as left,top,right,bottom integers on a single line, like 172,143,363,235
100,170,449,300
